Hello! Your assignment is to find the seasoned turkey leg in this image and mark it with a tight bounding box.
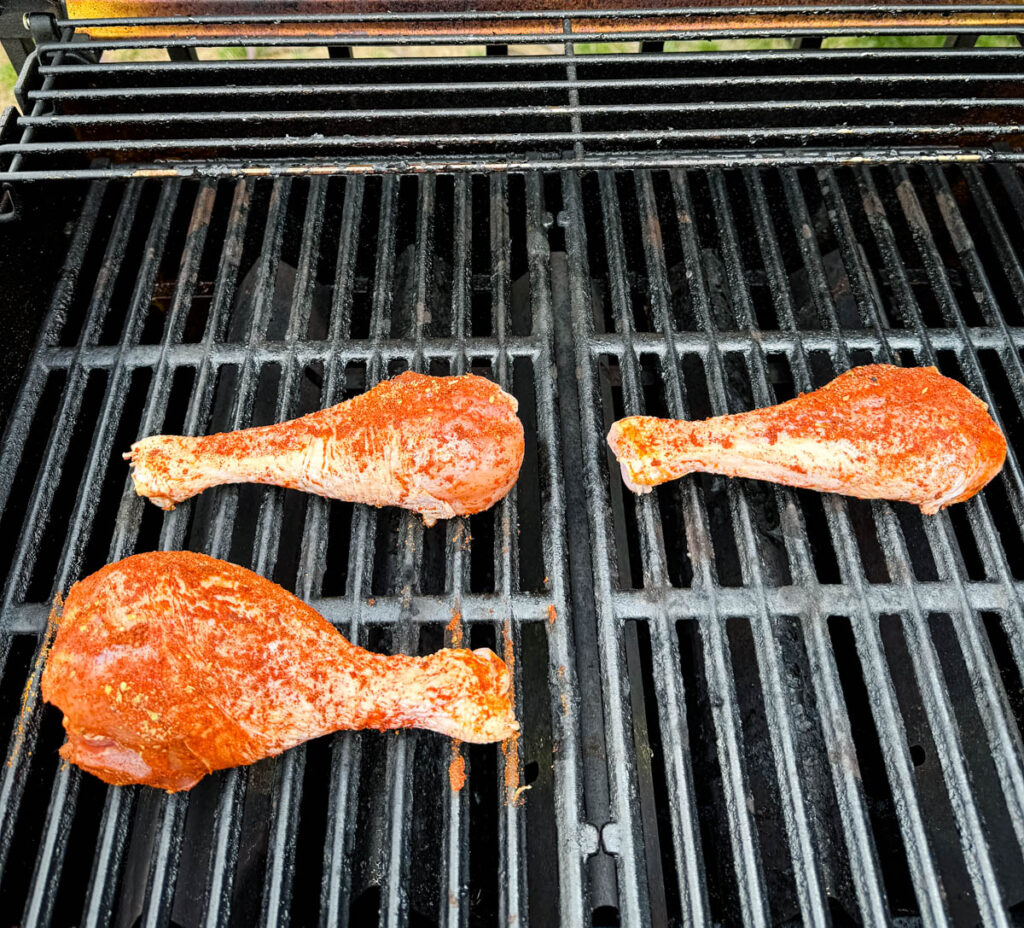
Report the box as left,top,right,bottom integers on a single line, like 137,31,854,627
607,365,1005,515
41,552,518,792
125,372,525,526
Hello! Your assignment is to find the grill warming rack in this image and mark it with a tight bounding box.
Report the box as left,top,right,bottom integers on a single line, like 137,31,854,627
1,5,1024,179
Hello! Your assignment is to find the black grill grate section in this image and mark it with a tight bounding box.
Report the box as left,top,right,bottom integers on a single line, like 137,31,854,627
0,162,1023,926
1,7,1024,178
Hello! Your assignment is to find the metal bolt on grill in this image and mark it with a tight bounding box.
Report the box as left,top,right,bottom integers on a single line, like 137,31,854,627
0,5,1023,928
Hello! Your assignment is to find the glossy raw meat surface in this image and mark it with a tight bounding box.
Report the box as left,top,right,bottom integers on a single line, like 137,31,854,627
126,372,525,525
41,552,517,791
607,365,1006,514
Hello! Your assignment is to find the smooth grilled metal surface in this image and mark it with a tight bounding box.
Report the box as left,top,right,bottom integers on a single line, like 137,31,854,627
1,7,1023,179
1,161,1024,926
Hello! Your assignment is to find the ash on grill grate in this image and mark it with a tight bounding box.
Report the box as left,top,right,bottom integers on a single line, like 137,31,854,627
1,159,1024,927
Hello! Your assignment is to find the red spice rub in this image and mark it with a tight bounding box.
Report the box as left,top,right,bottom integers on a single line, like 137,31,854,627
448,741,467,792
125,372,525,526
607,365,1006,514
41,552,518,792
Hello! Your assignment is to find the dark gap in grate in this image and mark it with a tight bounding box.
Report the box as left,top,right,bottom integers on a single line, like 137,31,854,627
387,177,424,342
467,622,500,928
508,174,532,338
599,353,642,589
947,167,1022,328
728,352,793,587
0,370,66,589
927,612,1024,909
675,619,737,924
0,702,69,913
652,351,744,588
371,508,407,598
725,616,800,923
471,175,492,338
58,182,131,348
878,612,981,925
424,180,455,341
946,504,986,581
407,678,447,926
867,167,949,330
289,726,334,922
180,184,239,343
978,348,1024,465
649,171,691,335
513,358,545,593
626,619,681,928
97,184,164,347
141,181,201,346
229,363,283,570
0,636,39,763
325,501,354,599
542,174,565,255
230,756,284,924
905,165,988,329
825,616,917,917
836,167,901,332
981,612,1024,741
313,177,345,295
845,499,890,585
79,367,153,583
580,178,616,338
520,620,560,927
614,172,655,334
186,362,238,553
24,706,111,920
893,506,939,583
723,170,782,333
776,615,863,918
25,369,109,603
468,508,496,595
348,696,388,922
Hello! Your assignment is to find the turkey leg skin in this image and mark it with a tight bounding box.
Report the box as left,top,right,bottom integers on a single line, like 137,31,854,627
41,552,518,792
607,365,1006,515
125,371,525,526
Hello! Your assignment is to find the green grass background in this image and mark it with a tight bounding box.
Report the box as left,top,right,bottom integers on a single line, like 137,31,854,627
1,34,1017,112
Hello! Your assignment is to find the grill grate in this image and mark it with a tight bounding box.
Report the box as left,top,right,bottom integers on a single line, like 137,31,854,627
1,7,1023,179
0,162,1023,926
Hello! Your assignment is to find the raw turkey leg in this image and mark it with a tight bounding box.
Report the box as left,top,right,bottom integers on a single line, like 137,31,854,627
607,365,1005,514
125,372,525,525
42,552,517,792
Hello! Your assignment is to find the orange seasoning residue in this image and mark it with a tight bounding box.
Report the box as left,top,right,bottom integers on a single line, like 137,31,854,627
547,604,557,625
446,609,463,648
11,594,62,769
501,618,522,806
448,739,466,792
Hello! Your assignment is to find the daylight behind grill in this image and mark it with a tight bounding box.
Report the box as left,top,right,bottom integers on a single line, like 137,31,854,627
1,7,1024,928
